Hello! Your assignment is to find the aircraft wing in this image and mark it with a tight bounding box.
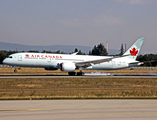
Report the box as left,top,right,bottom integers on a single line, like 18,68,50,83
75,54,130,67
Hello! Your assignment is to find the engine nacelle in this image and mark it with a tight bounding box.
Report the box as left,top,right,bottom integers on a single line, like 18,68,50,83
44,67,58,70
60,62,76,72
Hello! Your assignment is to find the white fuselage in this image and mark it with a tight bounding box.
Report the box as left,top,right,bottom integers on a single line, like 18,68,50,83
3,53,138,71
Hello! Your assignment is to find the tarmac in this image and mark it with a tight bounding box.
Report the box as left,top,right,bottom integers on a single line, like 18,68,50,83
0,99,157,120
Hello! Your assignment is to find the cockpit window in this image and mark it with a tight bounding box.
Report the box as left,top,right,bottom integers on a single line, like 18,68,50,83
8,56,13,58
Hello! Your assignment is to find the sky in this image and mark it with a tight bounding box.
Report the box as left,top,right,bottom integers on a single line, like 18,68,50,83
0,0,157,54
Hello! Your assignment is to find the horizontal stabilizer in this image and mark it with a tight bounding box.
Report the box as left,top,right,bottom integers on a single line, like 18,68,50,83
129,60,156,66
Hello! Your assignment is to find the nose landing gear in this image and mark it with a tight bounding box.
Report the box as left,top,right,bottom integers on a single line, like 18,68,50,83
14,69,17,73
13,66,17,73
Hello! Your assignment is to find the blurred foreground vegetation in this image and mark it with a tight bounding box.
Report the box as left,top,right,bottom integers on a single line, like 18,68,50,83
0,78,157,99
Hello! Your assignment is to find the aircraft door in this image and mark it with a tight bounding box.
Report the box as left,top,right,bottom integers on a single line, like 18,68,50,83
18,55,22,61
117,61,121,66
112,60,116,67
47,58,51,62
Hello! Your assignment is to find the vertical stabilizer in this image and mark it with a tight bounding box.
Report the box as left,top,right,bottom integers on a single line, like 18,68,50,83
123,38,144,60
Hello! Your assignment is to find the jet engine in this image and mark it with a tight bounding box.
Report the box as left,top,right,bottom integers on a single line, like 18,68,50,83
60,62,76,72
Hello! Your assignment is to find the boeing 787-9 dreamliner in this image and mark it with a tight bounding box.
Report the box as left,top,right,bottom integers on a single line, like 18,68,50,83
3,38,144,76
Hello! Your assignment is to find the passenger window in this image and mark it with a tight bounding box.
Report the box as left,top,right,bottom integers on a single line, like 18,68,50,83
9,56,13,58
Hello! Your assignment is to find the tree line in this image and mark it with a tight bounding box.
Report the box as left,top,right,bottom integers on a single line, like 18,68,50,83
0,43,156,66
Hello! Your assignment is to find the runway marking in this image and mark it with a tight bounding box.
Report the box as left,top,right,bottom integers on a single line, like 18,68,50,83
28,109,47,111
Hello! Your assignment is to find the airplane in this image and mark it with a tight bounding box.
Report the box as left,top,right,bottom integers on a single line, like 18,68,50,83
3,38,144,76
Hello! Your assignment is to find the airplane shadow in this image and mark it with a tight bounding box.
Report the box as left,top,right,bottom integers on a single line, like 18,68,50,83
0,74,157,77
0,74,69,77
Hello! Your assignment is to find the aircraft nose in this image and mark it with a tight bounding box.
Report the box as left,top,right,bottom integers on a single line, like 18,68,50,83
2,59,7,64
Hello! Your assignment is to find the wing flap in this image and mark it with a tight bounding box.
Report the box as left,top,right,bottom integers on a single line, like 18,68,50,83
75,57,112,67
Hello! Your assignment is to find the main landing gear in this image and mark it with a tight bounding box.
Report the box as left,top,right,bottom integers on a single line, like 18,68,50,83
68,67,85,76
77,72,84,76
68,72,84,76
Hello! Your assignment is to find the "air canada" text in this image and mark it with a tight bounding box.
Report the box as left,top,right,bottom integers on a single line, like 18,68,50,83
25,54,62,59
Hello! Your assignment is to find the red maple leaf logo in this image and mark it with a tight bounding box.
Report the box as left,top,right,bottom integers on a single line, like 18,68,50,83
25,54,29,57
130,48,138,56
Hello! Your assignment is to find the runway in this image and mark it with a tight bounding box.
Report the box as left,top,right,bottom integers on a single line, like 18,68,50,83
0,100,157,120
0,74,157,78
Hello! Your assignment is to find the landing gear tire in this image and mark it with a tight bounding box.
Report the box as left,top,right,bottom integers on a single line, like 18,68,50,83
77,72,84,76
68,72,76,76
